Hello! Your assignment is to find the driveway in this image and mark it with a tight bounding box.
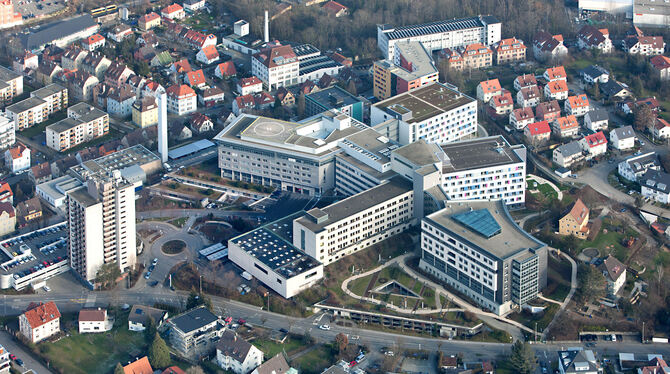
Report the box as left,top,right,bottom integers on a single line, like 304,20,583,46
0,330,52,374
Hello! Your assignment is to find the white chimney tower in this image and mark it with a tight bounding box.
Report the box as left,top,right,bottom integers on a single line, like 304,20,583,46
157,92,168,164
264,10,269,43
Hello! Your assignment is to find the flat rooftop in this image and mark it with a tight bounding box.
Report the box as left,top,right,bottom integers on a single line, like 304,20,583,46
0,222,68,276
36,175,83,201
170,306,219,334
306,86,360,111
373,83,474,124
425,200,545,260
230,212,321,279
6,97,45,113
634,0,670,15
393,140,443,167
389,41,438,82
31,84,65,99
71,145,159,178
295,176,413,233
215,113,366,157
339,127,398,166
0,66,21,82
67,186,99,207
381,16,496,41
441,136,524,173
47,117,83,133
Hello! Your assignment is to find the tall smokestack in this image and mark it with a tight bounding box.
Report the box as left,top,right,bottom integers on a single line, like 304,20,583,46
157,92,168,164
264,10,269,43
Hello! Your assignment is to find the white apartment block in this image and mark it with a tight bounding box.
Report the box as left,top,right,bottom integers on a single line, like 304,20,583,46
214,111,367,196
0,344,9,374
18,302,61,343
251,44,299,90
293,177,415,265
46,103,109,152
66,173,137,284
0,115,15,151
617,152,660,182
371,82,477,145
439,136,527,208
5,97,49,130
420,200,547,315
377,15,502,59
30,83,68,114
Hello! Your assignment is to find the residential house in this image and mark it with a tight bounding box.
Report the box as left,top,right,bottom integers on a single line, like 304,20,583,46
580,131,608,157
510,107,535,130
106,84,136,118
577,26,613,53
166,84,197,115
544,66,567,82
198,87,224,107
600,80,631,99
250,354,293,374
108,24,133,43
104,60,134,87
330,52,352,68
170,122,192,140
162,367,186,374
81,34,106,51
553,141,584,168
67,71,99,101
536,100,561,122
61,46,88,70
618,152,660,182
127,75,147,95
180,29,217,50
196,45,220,65
459,43,493,69
650,55,670,81
79,308,113,333
161,3,185,19
517,85,542,108
215,61,236,79
237,76,263,95
254,91,274,111
579,65,609,85
16,197,42,228
128,305,168,332
190,112,213,133
299,80,317,95
525,120,551,145
599,255,626,297
151,51,173,68
80,52,111,79
183,0,206,12
610,125,636,151
171,59,192,74
513,74,537,91
4,143,30,173
544,79,569,101
185,69,206,89
653,118,670,139
493,37,526,64
13,51,38,75
532,31,568,61
30,163,52,184
138,13,161,31
557,349,600,374
276,87,295,106
317,73,335,89
641,170,670,204
251,44,299,90
0,203,15,236
552,115,579,138
622,35,666,56
216,330,264,374
440,47,464,71
565,94,590,117
0,182,11,204
232,92,275,116
322,1,348,17
489,91,513,116
559,198,590,239
19,302,61,343
476,78,502,103
584,109,609,131
142,80,165,97
35,61,62,85
167,306,226,357
122,356,153,374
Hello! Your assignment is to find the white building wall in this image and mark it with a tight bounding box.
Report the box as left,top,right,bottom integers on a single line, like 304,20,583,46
440,160,526,206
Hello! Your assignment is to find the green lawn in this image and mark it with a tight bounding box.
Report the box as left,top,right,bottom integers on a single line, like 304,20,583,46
290,345,335,374
170,217,189,228
349,274,373,296
41,312,147,374
252,337,304,358
575,220,638,262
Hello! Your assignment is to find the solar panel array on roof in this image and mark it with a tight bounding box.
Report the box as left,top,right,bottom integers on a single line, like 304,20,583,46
299,55,340,75
385,17,484,40
452,209,502,238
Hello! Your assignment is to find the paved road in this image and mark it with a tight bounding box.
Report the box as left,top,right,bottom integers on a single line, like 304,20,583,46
137,208,262,220
0,330,51,374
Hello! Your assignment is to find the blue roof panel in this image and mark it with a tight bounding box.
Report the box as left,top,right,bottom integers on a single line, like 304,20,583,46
452,208,501,238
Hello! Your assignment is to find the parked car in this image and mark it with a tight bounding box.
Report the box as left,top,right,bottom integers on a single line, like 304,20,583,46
319,324,331,330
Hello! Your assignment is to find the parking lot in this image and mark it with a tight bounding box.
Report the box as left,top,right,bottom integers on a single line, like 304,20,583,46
15,0,66,19
0,222,68,291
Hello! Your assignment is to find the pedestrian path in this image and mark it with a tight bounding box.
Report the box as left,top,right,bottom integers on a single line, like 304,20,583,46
527,174,563,200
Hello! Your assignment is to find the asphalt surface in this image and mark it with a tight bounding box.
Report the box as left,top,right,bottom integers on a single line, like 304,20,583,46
0,330,51,374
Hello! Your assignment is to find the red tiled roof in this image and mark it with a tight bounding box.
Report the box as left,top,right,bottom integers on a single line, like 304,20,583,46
8,143,27,160
235,94,255,108
527,120,551,136
162,367,186,374
515,74,536,88
513,107,534,121
239,76,262,87
0,182,12,200
166,84,195,98
83,34,105,45
546,80,568,94
124,356,153,374
0,202,14,218
583,131,607,147
568,94,589,108
496,37,526,52
651,55,670,70
655,118,670,130
555,115,578,130
172,58,192,73
491,92,513,107
253,45,297,69
23,302,60,329
186,69,206,86
217,61,236,77
545,66,566,80
140,12,160,23
162,3,183,14
322,0,347,14
479,78,501,94
200,45,219,61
